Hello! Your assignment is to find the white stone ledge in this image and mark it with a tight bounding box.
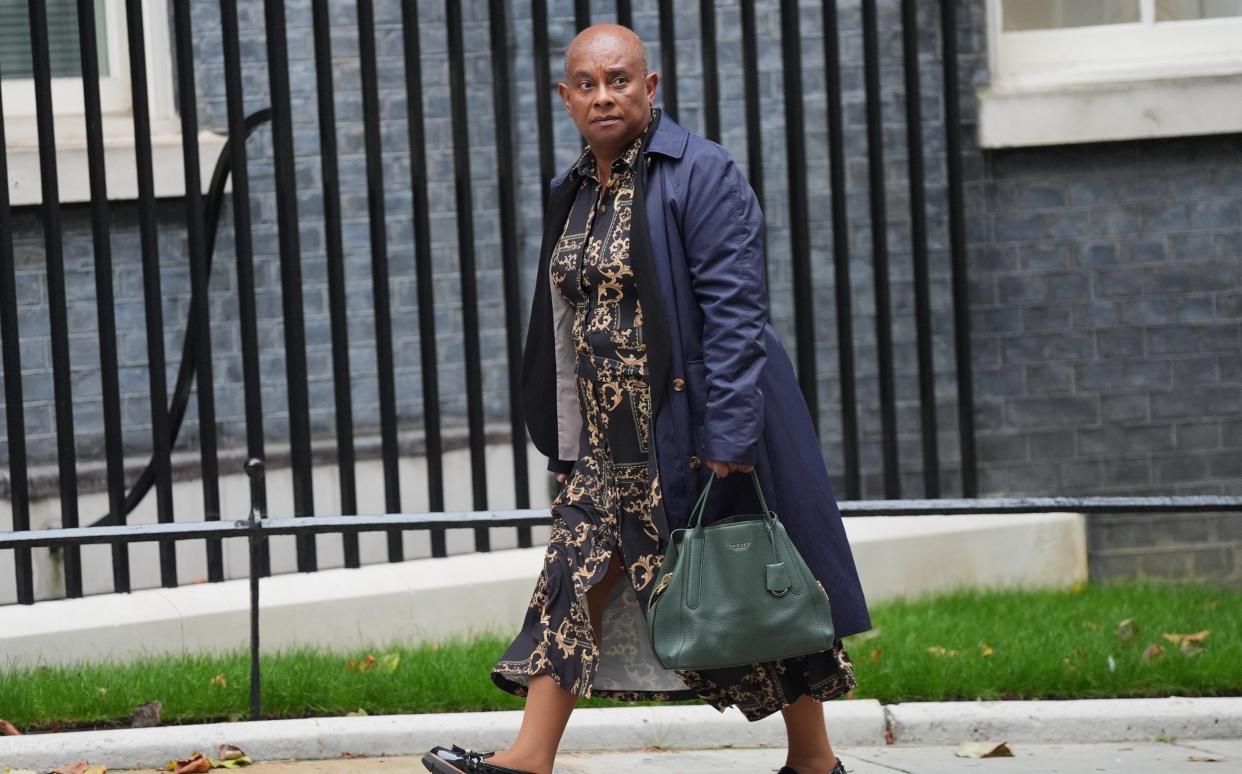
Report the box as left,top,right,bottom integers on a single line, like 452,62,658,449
886,697,1242,744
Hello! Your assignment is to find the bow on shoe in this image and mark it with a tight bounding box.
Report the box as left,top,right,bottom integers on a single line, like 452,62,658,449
423,744,535,774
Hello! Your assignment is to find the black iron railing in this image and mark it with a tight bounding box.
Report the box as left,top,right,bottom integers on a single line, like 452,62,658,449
3,0,980,605
2,455,1239,714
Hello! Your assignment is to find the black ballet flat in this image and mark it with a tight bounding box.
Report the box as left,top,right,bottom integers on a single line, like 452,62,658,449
779,759,847,774
421,745,535,774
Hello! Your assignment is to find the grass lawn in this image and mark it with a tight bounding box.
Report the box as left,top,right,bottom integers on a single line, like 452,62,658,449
1,581,1238,733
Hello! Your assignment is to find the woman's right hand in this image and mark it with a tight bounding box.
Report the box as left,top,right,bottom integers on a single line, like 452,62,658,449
555,472,568,484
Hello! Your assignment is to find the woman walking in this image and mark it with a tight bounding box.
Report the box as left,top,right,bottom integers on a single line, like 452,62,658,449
424,24,870,774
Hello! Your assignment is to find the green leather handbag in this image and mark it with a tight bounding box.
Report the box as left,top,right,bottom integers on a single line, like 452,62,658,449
647,469,836,670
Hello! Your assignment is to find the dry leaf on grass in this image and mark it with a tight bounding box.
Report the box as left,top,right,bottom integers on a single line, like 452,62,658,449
1116,618,1140,643
210,673,228,688
1163,630,1210,656
131,699,163,728
346,654,378,672
927,646,959,657
869,647,882,664
0,718,20,735
1141,643,1165,662
51,765,105,774
956,741,1014,758
381,652,401,673
345,708,369,717
851,628,882,644
980,643,994,657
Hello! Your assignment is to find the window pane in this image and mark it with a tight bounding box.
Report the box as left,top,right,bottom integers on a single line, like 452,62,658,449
1156,0,1242,20
0,0,109,81
1003,0,1141,31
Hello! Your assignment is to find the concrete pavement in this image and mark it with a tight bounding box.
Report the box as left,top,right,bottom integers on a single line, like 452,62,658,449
5,700,1240,772
109,739,1241,773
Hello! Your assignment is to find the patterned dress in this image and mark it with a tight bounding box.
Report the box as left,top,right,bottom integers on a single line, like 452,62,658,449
491,120,857,721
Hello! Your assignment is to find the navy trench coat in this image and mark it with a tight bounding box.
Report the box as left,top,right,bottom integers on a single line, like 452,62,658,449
521,112,871,639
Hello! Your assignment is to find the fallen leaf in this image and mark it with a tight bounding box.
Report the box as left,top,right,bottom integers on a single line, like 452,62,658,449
884,725,894,745
212,757,252,769
927,646,959,657
51,765,93,774
980,643,994,657
1188,755,1223,762
1069,581,1087,595
217,744,246,762
210,673,228,688
851,628,882,644
1116,618,1140,643
1141,643,1165,662
97,687,109,698
381,652,401,673
132,699,163,728
869,647,882,664
956,741,1014,758
4,769,39,774
167,752,211,774
1163,630,1210,656
190,577,209,584
85,768,106,774
1107,654,1117,673
345,708,368,717
1162,630,1210,645
1084,620,1099,630
0,718,20,735
346,654,378,672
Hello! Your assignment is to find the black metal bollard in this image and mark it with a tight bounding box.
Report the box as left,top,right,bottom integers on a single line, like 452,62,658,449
245,457,266,721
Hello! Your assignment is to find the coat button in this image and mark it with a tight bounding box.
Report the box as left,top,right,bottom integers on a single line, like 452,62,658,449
672,377,686,392
689,455,701,469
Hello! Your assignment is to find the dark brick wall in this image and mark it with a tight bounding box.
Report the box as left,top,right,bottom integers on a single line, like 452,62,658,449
969,138,1242,498
1089,512,1242,588
2,0,1240,516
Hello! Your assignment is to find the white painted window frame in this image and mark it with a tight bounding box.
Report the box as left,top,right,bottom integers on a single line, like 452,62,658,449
978,0,1242,148
3,0,224,206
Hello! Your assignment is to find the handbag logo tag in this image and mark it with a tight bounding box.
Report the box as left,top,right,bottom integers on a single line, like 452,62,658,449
727,541,751,552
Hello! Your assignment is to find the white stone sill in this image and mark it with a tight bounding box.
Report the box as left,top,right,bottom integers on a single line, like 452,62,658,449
4,114,227,207
977,70,1242,149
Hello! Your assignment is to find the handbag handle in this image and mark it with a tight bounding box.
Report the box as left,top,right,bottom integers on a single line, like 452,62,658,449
687,468,773,529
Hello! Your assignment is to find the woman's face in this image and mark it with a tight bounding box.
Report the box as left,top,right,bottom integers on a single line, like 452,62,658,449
559,32,659,158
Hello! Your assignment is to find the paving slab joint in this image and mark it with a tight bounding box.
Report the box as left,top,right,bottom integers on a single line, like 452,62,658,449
881,704,896,745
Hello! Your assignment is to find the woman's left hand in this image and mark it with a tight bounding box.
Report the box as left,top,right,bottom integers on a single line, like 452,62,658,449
705,460,753,478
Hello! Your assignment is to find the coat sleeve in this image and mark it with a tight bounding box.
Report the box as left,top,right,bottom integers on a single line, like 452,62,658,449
680,146,768,466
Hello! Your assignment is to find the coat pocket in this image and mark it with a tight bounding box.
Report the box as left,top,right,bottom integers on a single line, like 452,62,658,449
685,359,708,453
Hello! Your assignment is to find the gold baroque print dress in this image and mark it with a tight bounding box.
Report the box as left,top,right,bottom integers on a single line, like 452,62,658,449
491,121,858,721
